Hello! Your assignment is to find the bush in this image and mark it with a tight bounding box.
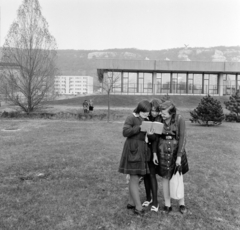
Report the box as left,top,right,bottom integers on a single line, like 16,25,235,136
225,113,236,122
0,110,121,121
0,111,21,118
226,113,240,123
224,90,240,122
190,95,224,126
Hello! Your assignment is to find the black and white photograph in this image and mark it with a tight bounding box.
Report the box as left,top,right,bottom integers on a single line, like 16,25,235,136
0,0,240,229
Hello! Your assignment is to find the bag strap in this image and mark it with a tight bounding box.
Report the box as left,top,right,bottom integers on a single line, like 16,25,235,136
173,164,182,175
175,114,180,140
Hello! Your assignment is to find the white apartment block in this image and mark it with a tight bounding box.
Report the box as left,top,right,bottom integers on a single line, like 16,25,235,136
54,76,93,95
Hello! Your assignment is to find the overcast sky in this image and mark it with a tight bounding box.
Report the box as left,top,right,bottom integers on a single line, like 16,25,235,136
1,0,240,50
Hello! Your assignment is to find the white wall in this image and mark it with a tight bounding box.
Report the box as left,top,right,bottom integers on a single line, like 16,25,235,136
54,76,94,95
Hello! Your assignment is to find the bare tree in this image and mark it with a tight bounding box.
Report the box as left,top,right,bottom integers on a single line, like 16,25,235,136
0,0,57,114
97,69,121,122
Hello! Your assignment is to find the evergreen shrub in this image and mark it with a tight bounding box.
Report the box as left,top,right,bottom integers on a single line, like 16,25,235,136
189,95,224,126
224,90,240,122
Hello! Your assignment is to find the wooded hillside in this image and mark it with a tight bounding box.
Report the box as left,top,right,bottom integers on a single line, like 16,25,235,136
56,46,240,85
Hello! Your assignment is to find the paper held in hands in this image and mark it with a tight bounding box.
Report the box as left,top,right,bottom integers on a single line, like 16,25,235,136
141,121,164,134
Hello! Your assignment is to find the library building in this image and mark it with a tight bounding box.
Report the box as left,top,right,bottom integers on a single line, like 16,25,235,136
96,59,240,96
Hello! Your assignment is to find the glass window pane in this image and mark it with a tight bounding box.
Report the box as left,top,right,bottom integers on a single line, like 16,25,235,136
188,79,194,93
172,73,178,93
224,74,236,95
113,87,121,93
209,74,218,95
193,74,202,94
144,73,152,93
129,72,137,93
113,72,121,88
204,74,209,80
162,73,170,94
123,72,128,92
178,74,186,94
139,78,144,93
156,73,162,93
238,75,240,91
204,79,209,94
188,73,193,80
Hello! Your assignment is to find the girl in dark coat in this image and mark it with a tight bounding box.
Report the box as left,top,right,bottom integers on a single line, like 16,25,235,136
142,98,162,212
119,99,151,216
153,100,189,214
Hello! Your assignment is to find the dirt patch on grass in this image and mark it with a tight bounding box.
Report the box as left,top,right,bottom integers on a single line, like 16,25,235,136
0,120,49,133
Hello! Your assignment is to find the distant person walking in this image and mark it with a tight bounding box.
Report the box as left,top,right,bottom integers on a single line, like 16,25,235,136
89,99,94,113
118,99,151,216
83,100,89,114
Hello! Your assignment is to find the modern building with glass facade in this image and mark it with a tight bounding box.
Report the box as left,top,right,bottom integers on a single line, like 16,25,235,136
96,59,240,96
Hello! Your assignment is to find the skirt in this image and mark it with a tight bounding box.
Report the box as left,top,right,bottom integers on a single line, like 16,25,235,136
118,138,150,175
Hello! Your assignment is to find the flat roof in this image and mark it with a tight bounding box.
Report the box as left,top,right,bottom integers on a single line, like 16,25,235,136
96,59,240,74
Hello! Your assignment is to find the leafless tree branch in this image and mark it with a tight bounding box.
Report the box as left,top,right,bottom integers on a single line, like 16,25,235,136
0,0,58,114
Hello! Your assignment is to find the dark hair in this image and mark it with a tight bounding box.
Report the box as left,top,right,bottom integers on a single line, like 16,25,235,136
168,106,177,115
150,98,162,112
159,100,177,124
169,106,177,124
134,99,151,114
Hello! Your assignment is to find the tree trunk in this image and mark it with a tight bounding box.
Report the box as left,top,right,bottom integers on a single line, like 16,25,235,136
107,92,110,122
27,95,32,114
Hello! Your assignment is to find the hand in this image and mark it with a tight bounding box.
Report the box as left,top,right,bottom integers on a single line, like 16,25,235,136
176,156,181,166
153,153,158,165
147,128,154,135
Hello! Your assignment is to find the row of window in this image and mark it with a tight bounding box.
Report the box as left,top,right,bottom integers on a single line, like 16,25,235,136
56,77,87,79
107,72,240,95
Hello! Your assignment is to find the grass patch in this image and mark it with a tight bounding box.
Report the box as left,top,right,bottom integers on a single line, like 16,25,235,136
45,94,230,109
2,95,230,123
0,120,239,229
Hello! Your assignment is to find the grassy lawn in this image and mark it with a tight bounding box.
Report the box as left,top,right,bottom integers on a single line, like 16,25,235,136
1,94,231,122
0,119,239,230
44,94,230,109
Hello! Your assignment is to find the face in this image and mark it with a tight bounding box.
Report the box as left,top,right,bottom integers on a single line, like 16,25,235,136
160,108,171,120
139,111,149,119
151,107,159,118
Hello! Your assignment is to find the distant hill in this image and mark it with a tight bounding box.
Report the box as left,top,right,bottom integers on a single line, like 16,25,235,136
56,46,240,86
2,46,240,86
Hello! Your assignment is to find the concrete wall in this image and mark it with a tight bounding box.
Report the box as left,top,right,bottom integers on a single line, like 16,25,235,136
96,59,240,74
96,59,155,71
